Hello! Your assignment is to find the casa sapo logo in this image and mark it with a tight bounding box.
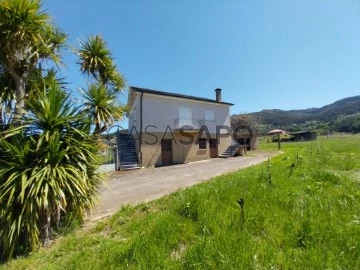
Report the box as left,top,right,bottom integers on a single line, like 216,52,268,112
106,124,254,146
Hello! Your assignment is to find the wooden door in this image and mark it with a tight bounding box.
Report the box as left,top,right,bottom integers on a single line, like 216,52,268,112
161,139,173,165
209,138,218,158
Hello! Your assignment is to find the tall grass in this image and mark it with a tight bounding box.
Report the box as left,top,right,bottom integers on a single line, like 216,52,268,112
2,137,360,269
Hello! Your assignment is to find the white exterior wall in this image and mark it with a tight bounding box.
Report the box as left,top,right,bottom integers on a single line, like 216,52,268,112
127,90,233,167
128,95,141,134
140,93,231,133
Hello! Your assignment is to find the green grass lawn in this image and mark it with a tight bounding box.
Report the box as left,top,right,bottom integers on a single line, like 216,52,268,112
2,137,360,269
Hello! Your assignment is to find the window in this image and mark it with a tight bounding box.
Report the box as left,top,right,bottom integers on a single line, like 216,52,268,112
179,107,192,118
205,110,215,121
199,138,207,149
179,107,192,126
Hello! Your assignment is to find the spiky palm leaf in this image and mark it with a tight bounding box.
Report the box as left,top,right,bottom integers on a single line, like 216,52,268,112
27,67,68,94
0,0,48,59
76,35,125,91
0,0,66,66
81,83,126,134
0,82,104,259
0,0,66,116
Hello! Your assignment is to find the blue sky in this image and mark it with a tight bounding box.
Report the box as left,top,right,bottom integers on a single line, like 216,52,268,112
43,0,360,116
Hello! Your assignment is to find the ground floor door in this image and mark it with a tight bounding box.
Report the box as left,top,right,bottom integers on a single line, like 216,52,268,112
209,138,218,158
161,139,173,165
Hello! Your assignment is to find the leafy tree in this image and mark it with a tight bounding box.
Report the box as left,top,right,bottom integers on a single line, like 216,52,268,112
0,83,103,259
0,0,66,118
332,113,360,133
231,113,259,147
231,113,258,130
231,113,258,135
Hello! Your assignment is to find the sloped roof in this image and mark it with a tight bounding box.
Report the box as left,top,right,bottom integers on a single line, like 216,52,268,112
129,86,234,106
268,129,285,134
289,130,317,135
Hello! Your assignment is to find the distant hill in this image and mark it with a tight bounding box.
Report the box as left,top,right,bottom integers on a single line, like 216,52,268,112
248,96,360,126
232,96,360,133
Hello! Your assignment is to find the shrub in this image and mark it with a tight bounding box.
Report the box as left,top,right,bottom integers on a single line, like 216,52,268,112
0,83,104,259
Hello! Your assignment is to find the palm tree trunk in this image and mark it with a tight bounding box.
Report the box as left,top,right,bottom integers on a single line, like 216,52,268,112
40,208,52,247
93,122,101,135
6,59,36,123
14,77,26,121
0,102,3,130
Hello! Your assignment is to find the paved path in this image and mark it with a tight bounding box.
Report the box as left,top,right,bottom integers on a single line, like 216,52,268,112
91,151,277,220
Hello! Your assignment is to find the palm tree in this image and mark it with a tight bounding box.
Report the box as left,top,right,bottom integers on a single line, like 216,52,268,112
0,66,15,126
0,82,104,259
76,35,127,133
0,64,67,126
76,35,125,91
81,83,128,135
27,67,68,95
0,0,66,119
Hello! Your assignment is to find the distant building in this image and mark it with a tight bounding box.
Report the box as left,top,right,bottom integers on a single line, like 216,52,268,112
290,131,317,141
268,129,287,135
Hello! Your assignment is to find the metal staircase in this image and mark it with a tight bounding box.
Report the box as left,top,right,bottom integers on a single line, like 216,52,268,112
117,133,141,170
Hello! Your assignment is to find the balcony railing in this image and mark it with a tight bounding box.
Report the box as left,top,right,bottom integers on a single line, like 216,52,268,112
173,117,205,131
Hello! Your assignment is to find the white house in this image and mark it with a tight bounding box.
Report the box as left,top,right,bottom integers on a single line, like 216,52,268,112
124,86,235,167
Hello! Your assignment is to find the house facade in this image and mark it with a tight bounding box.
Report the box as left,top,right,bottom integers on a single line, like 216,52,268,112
126,86,234,167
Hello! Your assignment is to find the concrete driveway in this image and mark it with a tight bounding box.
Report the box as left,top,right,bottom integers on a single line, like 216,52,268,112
91,151,276,220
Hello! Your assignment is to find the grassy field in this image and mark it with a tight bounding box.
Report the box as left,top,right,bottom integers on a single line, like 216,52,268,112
2,137,360,269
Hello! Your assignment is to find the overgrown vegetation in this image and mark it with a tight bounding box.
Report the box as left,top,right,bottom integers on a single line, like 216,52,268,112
0,84,103,259
3,137,359,269
0,0,126,260
333,113,360,133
